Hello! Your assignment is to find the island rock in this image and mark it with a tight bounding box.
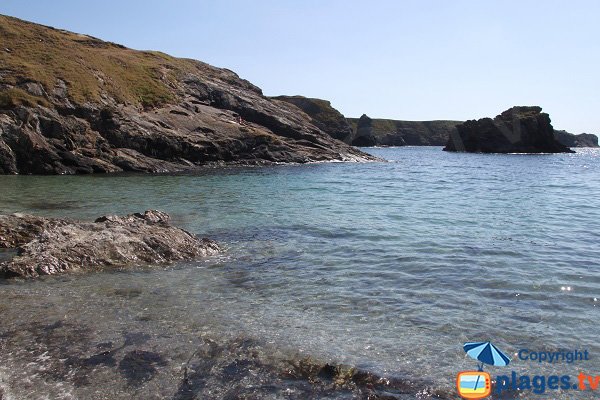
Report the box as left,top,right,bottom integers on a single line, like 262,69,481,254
443,106,574,153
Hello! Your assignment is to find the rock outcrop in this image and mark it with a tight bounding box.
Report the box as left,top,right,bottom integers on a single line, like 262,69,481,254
351,114,379,146
0,210,219,278
348,115,461,146
345,115,597,149
443,106,574,153
270,96,463,147
554,130,599,148
271,96,354,142
0,15,376,175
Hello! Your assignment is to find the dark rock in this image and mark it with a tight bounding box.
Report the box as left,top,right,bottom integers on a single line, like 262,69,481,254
351,114,379,146
554,130,599,147
347,115,461,146
0,210,220,278
272,96,354,142
118,350,167,387
444,106,574,153
352,134,378,147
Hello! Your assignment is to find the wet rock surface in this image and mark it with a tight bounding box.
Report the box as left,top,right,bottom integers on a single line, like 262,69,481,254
444,106,575,153
0,210,219,278
0,213,66,248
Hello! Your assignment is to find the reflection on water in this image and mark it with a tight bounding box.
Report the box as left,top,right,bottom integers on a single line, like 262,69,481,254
1,147,600,399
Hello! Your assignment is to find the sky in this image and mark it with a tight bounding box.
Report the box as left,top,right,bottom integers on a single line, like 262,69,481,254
1,0,599,133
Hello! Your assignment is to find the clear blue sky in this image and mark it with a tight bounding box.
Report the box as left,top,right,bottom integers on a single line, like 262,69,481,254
2,0,599,133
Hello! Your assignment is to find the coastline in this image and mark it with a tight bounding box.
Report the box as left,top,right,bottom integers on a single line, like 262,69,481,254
1,142,599,400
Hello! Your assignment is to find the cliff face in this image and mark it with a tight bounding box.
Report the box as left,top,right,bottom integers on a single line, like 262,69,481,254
554,130,598,147
0,15,375,174
347,116,461,146
444,106,574,153
344,116,597,149
271,96,353,143
266,97,463,147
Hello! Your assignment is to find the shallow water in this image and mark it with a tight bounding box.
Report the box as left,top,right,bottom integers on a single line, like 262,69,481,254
1,147,599,399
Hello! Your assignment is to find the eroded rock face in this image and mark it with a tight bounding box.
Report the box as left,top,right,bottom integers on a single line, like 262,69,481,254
0,16,377,175
272,96,354,142
0,210,219,278
351,114,378,147
554,130,599,148
347,115,461,147
0,86,376,175
444,106,574,153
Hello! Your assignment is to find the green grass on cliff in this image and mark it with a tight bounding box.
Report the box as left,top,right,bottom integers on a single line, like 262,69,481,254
0,15,202,108
273,96,346,127
299,98,345,127
347,117,461,135
347,118,397,134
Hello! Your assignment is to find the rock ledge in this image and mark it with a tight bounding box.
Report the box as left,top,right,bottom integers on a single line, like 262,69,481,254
0,210,219,278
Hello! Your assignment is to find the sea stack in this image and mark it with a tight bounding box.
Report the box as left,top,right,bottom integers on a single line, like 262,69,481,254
444,106,574,153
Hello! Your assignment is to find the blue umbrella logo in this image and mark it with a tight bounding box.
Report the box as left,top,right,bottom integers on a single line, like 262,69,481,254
463,341,511,371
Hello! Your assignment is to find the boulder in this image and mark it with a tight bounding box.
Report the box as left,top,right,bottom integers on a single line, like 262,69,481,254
0,210,219,278
444,106,574,153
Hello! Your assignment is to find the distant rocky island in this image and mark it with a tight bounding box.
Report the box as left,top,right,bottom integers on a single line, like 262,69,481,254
444,106,573,153
276,96,598,149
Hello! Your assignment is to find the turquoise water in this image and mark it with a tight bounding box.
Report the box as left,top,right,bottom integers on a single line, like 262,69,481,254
1,147,599,399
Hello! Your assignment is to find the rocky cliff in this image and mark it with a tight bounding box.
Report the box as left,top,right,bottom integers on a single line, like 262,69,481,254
347,115,462,146
444,106,574,153
0,15,376,174
554,130,598,147
346,115,597,148
271,96,353,142
270,98,464,147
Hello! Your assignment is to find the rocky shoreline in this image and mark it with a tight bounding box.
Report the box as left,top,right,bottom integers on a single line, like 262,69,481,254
0,210,219,279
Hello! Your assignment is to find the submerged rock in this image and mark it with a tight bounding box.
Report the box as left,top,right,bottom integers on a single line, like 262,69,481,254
444,106,574,153
0,210,219,278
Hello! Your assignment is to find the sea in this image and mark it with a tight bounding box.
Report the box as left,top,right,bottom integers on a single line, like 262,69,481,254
0,146,599,399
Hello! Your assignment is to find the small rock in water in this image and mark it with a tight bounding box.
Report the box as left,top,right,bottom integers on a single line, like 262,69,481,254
0,210,220,279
